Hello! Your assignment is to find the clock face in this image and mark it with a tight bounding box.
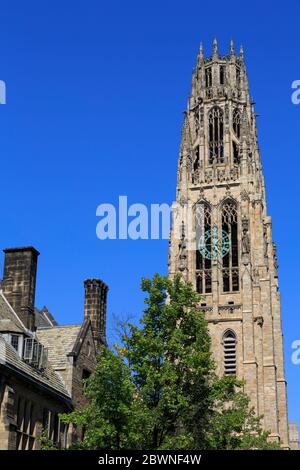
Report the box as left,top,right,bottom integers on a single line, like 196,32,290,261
198,225,231,261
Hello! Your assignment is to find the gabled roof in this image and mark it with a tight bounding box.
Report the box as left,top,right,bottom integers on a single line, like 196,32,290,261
37,324,82,369
69,319,96,358
0,291,27,334
0,336,71,404
35,307,58,328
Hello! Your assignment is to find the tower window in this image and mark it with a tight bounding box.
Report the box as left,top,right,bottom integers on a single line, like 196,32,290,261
193,146,200,172
223,330,237,375
233,109,241,138
195,204,212,294
222,200,239,292
233,141,240,165
208,107,224,164
236,67,240,86
220,65,225,85
205,67,212,87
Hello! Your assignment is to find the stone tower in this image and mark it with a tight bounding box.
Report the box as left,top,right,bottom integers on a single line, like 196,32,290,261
168,39,290,448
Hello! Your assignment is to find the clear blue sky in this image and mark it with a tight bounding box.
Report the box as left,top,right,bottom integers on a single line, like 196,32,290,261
0,0,299,425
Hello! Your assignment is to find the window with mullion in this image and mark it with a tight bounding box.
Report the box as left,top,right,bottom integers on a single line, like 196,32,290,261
209,107,224,164
222,201,239,292
196,204,212,294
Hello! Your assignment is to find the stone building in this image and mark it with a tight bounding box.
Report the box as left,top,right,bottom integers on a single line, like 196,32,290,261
0,246,108,450
289,422,300,450
168,39,298,449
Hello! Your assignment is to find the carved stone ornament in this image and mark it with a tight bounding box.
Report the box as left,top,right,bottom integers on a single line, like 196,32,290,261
241,189,250,202
179,195,188,207
254,316,264,327
242,217,250,255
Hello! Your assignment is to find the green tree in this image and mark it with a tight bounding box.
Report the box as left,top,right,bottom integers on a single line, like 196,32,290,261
123,273,213,449
61,347,147,449
39,428,58,450
206,375,280,450
61,274,279,450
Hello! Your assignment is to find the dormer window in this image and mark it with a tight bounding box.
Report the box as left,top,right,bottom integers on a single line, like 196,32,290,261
23,338,47,369
11,334,20,352
5,333,23,356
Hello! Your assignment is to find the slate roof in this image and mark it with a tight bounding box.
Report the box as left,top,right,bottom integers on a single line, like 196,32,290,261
0,292,27,334
0,290,90,406
0,335,72,403
37,325,82,369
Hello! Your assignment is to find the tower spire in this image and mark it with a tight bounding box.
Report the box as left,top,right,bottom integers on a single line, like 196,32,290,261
200,41,203,55
241,105,249,140
230,39,235,56
213,37,218,59
239,44,244,61
198,41,204,64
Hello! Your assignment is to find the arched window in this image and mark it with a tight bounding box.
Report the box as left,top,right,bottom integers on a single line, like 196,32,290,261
193,146,200,172
222,200,239,292
220,65,225,85
205,67,212,88
233,109,241,138
236,67,240,85
223,330,237,375
195,203,212,294
208,107,224,164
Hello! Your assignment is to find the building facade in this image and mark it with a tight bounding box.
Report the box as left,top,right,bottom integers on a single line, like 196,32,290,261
0,246,108,450
168,39,298,449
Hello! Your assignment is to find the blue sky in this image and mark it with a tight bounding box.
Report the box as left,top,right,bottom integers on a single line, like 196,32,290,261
0,0,299,425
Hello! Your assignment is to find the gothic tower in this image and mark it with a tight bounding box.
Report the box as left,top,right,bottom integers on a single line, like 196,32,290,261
168,39,290,448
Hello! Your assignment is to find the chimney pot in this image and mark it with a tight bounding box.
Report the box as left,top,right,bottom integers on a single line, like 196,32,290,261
84,278,108,349
2,246,40,331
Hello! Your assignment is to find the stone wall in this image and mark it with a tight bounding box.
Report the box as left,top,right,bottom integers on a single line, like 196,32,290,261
0,373,70,450
71,326,97,411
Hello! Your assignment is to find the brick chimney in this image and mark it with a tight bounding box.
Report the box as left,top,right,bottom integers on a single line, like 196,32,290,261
1,247,39,331
84,279,108,349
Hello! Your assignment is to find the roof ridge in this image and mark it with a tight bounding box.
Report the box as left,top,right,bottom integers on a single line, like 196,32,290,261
37,323,81,330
